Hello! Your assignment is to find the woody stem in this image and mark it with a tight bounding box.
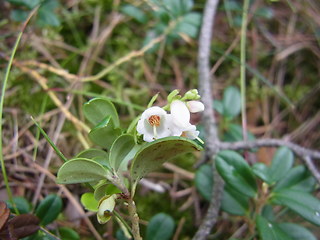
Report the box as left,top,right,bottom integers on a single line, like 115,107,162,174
127,197,142,240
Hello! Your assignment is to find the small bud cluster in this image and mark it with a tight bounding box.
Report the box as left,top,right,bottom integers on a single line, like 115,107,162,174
137,89,205,142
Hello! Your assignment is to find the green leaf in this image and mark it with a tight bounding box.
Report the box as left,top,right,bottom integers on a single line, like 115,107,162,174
116,229,130,240
252,163,271,184
121,4,148,24
81,192,99,212
194,164,249,215
83,98,120,127
175,12,202,38
40,0,59,10
262,205,275,221
7,0,40,8
146,213,175,240
256,215,291,240
118,145,140,173
213,100,224,114
215,150,257,197
10,9,29,22
32,117,68,162
272,189,320,226
6,197,31,214
35,194,62,226
222,86,241,118
221,185,249,216
109,134,135,172
36,9,60,27
223,124,256,144
268,147,294,183
130,137,202,194
76,148,108,159
255,7,274,19
92,156,111,169
94,183,121,201
278,223,317,240
58,227,80,240
274,165,315,192
57,158,109,184
88,116,122,149
195,164,212,201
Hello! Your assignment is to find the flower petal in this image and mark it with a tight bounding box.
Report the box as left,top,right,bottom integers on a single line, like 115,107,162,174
137,106,171,142
171,100,190,128
186,101,205,113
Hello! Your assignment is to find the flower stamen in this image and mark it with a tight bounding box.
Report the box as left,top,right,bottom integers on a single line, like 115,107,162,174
148,115,161,126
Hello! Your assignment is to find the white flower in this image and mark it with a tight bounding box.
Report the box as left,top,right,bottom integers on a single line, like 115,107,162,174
170,100,191,130
186,101,205,113
169,100,203,142
169,100,196,138
180,125,200,140
137,106,171,142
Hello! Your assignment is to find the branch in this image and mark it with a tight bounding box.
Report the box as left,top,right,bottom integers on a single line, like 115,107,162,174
218,139,320,159
303,156,320,184
193,0,222,240
198,0,220,156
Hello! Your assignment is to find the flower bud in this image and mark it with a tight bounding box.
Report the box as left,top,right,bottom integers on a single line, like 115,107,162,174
186,101,205,113
97,195,116,224
183,89,201,100
167,89,181,102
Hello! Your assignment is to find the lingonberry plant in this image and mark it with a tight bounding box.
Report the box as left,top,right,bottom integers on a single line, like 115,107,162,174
55,89,204,239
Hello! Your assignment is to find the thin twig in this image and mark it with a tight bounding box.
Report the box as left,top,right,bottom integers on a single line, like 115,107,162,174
32,97,73,205
218,139,320,159
192,0,222,239
303,156,320,185
81,34,166,82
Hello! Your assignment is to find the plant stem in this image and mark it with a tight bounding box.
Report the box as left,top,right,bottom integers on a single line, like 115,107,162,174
240,0,250,141
127,198,142,240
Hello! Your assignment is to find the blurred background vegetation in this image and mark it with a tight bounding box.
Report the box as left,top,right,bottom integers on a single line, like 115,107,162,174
0,0,320,239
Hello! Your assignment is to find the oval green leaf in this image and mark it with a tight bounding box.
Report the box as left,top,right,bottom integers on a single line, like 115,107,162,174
252,163,271,184
215,150,257,197
81,192,98,212
195,164,213,201
58,227,80,240
35,194,62,226
57,158,109,184
130,137,202,193
146,213,175,240
222,185,249,216
278,223,317,240
222,86,241,119
223,124,256,145
121,4,148,24
6,197,31,214
256,215,291,240
89,116,122,149
94,183,121,201
109,134,135,172
272,189,320,226
83,98,120,127
269,147,294,183
76,148,108,159
274,165,315,192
